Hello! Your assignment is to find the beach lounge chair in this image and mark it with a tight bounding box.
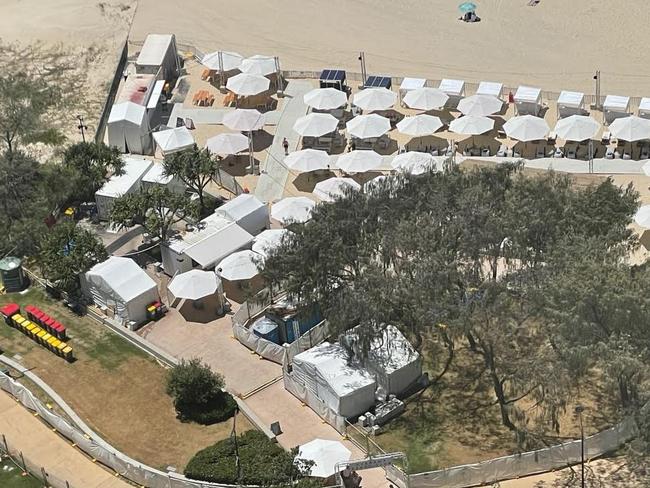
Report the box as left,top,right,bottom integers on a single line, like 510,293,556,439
536,146,545,158
431,147,439,156
605,147,614,159
623,149,632,160
554,148,564,158
614,149,621,159
641,146,649,160
481,147,490,157
497,145,507,157
567,147,576,159
601,131,611,144
513,149,521,158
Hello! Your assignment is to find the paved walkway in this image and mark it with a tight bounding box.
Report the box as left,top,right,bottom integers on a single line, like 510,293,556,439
255,80,313,202
0,391,129,488
460,155,646,174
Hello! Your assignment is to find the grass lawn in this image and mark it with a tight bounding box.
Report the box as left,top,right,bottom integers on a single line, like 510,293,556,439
0,287,251,471
0,458,42,488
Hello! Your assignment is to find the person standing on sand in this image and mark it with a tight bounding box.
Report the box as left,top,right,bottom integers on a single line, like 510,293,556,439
282,137,289,155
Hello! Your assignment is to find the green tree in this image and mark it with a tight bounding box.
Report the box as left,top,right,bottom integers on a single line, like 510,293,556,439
166,358,236,424
38,221,107,299
110,186,197,242
163,145,220,215
62,142,125,202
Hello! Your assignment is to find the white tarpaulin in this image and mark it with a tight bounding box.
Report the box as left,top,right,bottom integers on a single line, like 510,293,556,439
313,177,361,202
396,114,443,137
271,197,316,224
215,193,269,235
107,102,152,155
304,88,348,110
153,127,194,155
168,269,220,300
291,342,376,418
83,256,158,326
336,150,383,173
297,439,352,478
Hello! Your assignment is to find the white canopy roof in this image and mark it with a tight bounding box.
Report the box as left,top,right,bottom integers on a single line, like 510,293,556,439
296,439,352,478
108,101,146,125
399,78,426,91
634,205,650,228
352,88,396,111
222,109,265,131
553,115,600,141
503,115,550,142
271,197,316,224
206,132,249,155
363,175,388,192
403,87,448,110
217,193,266,222
603,95,630,112
313,177,361,202
201,51,243,72
391,151,436,175
96,157,153,198
396,114,443,137
142,163,174,186
609,115,650,141
153,127,194,154
226,73,270,96
639,98,650,112
136,34,174,67
449,115,495,135
239,55,276,76
168,269,219,300
438,78,465,96
252,229,290,256
514,86,542,104
557,90,585,108
86,257,156,303
476,81,503,98
336,150,383,173
293,113,339,137
216,250,261,281
304,88,347,110
346,114,391,139
284,149,331,172
183,222,254,269
458,95,503,117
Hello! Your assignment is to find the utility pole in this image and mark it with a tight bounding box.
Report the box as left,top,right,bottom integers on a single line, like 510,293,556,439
77,115,88,142
575,405,586,488
358,52,367,87
593,71,601,110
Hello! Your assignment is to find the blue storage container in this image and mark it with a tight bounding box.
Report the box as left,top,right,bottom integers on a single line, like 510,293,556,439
252,316,280,344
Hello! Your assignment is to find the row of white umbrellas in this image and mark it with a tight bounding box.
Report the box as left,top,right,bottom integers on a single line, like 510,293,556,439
202,52,276,76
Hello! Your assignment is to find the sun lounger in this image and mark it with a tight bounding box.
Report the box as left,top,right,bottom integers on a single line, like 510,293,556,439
431,147,439,156
536,146,545,158
623,150,632,160
605,147,615,159
641,146,649,159
497,145,507,157
614,149,621,159
481,147,490,157
567,147,576,159
554,148,564,158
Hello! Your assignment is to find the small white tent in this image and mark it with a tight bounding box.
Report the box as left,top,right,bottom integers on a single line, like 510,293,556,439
95,157,153,220
292,342,376,418
83,256,159,328
215,194,269,235
153,127,195,155
136,34,179,80
107,102,153,155
141,163,186,193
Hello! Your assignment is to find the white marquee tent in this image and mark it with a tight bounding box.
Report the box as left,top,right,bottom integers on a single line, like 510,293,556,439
95,157,153,220
135,34,179,80
153,127,195,155
107,102,152,155
83,257,159,327
296,439,352,478
215,194,269,235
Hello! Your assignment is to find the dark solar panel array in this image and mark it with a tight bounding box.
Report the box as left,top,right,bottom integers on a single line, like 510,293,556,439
319,69,346,82
364,76,392,89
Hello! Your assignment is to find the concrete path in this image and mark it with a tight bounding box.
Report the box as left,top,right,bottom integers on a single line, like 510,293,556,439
459,155,646,174
255,80,313,202
0,391,129,488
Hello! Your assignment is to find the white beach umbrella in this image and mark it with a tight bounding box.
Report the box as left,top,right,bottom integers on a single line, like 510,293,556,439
363,175,388,192
554,115,600,142
222,109,266,131
285,149,331,172
313,177,361,202
346,114,391,139
168,269,219,301
304,88,348,110
252,229,291,256
634,205,650,228
336,150,383,173
296,439,352,478
201,51,244,72
153,127,195,155
352,88,397,111
271,197,316,224
226,73,270,96
458,94,503,117
403,87,449,110
293,113,339,137
216,250,261,281
396,114,443,136
503,115,549,142
206,133,249,155
449,115,495,136
239,55,277,76
609,116,650,142
391,151,436,175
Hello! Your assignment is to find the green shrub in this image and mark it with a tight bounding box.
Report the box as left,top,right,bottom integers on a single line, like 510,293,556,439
185,430,314,486
166,358,236,424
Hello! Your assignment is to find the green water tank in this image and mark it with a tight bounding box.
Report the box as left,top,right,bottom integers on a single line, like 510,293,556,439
0,257,26,292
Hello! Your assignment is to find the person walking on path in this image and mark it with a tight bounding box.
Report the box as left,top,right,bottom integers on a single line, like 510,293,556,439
282,137,289,155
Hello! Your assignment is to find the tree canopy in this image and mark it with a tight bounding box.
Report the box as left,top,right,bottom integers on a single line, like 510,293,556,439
62,142,125,202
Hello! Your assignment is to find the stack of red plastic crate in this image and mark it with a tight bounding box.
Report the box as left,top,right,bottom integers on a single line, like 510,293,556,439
24,305,67,340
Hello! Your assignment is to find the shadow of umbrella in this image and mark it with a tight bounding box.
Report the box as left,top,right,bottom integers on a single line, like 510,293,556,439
406,135,449,152
177,295,223,324
293,170,336,193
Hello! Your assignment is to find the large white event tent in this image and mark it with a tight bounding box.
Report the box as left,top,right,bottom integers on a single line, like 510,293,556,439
135,34,179,80
352,88,397,111
609,116,650,142
336,150,383,173
449,115,495,136
153,127,195,155
503,115,550,142
226,73,270,96
252,229,291,257
458,94,503,117
304,88,348,110
553,115,600,142
215,193,269,235
206,133,249,155
396,115,443,137
296,439,352,478
313,177,361,202
168,269,219,301
223,109,266,131
82,257,159,328
107,102,152,155
95,157,153,220
346,114,391,139
391,151,436,175
285,149,331,172
403,87,449,110
293,113,339,137
201,51,244,72
292,342,376,418
216,250,262,281
239,55,277,76
271,197,316,224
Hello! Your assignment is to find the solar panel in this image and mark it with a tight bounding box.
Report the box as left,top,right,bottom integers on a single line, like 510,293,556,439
364,76,391,89
320,69,346,82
